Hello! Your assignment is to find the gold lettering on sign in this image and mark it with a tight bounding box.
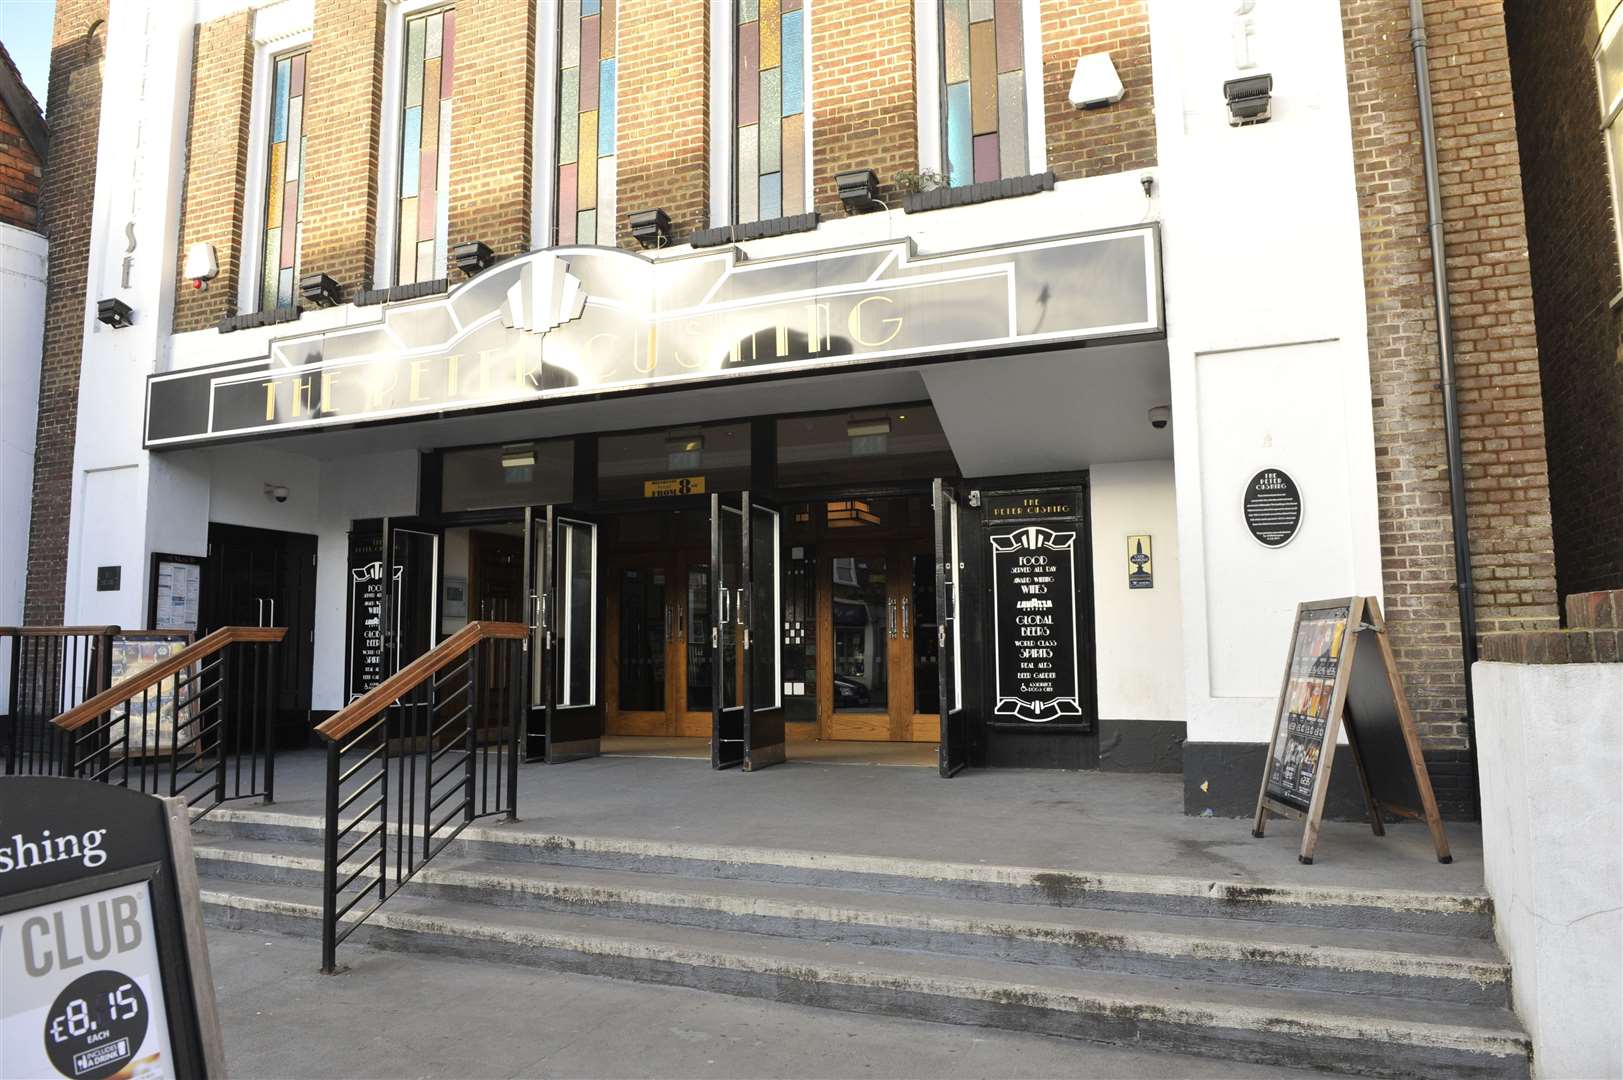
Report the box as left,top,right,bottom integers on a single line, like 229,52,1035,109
263,381,276,421
320,370,341,413
446,353,461,396
848,295,903,348
409,359,433,402
805,302,831,354
291,375,315,417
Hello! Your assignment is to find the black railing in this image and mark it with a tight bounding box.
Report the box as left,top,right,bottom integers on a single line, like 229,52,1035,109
315,621,528,972
3,625,119,776
51,627,286,817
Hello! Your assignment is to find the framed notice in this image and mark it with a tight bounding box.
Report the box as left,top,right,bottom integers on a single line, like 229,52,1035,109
84,633,198,759
989,526,1083,723
147,554,204,633
1253,596,1452,865
0,780,225,1079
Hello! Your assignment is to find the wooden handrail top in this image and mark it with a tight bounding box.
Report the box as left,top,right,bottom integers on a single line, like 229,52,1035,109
0,625,121,637
316,621,529,743
53,626,288,733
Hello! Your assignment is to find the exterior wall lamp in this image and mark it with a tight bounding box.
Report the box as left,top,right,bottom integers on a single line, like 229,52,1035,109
451,241,495,276
835,169,881,213
1224,73,1273,126
299,273,342,308
95,298,134,328
628,209,672,248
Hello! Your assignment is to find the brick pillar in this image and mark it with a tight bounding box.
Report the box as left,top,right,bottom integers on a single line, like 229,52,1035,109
1341,0,1558,749
1040,0,1156,179
300,0,386,299
447,0,536,262
23,0,109,625
172,12,254,334
810,1,919,214
616,0,709,244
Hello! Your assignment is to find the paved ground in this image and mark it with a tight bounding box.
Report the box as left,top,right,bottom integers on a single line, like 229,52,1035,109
207,925,1319,1079
257,748,1483,892
601,734,939,767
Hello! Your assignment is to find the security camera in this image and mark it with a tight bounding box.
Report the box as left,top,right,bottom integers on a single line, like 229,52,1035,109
265,483,290,504
1148,405,1172,430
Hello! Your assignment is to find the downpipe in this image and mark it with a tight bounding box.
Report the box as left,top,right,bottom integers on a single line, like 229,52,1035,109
1409,0,1481,818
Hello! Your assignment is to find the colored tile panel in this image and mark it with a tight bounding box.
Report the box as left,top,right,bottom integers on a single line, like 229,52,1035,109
398,196,419,284
596,155,616,244
416,239,435,285
945,81,972,186
737,124,759,222
577,209,596,245
969,0,992,21
994,0,1022,72
401,106,422,195
943,0,969,83
782,113,804,215
599,0,615,58
580,15,600,109
285,94,303,179
272,58,290,141
759,172,781,221
737,21,759,126
578,111,598,208
583,0,599,13
599,59,616,156
262,228,280,310
290,51,304,95
998,70,1026,177
760,66,781,173
266,142,286,222
561,0,581,68
557,163,578,243
972,131,999,184
282,180,300,251
782,9,803,115
440,9,455,96
760,0,780,69
278,266,294,309
739,0,758,21
406,15,425,107
970,20,997,135
427,11,443,58
559,68,579,165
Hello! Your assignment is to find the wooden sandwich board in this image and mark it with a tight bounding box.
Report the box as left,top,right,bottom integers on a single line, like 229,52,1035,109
1252,596,1452,865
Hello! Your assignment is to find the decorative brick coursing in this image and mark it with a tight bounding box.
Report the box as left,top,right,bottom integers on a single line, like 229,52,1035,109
172,13,254,334
1504,0,1623,598
1342,0,1559,749
0,80,44,230
447,0,535,264
1040,0,1155,179
615,0,708,245
299,0,386,299
23,0,108,625
809,1,918,216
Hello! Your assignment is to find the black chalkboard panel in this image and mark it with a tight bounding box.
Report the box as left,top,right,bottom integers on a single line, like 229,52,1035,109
989,525,1082,723
347,526,386,701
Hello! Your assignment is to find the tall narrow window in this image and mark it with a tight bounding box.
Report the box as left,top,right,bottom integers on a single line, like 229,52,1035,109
556,0,617,246
260,50,308,311
396,7,455,286
939,0,1026,188
736,0,805,224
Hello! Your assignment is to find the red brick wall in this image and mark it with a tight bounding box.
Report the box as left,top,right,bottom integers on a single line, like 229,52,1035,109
1342,0,1559,748
1040,0,1155,179
172,13,255,334
0,86,44,230
23,0,108,625
810,1,918,214
448,0,536,263
1504,0,1623,597
615,0,709,244
299,0,386,298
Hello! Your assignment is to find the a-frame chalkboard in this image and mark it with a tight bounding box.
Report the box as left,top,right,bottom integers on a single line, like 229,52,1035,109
1252,596,1452,865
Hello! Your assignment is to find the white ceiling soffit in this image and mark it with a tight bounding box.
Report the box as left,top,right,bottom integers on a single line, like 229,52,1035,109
922,339,1172,477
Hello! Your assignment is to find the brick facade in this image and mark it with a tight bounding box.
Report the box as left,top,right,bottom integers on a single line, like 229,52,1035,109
1504,0,1623,598
0,46,46,231
172,13,255,334
23,0,108,625
299,0,387,300
447,0,536,263
615,0,709,244
809,2,918,215
1341,0,1559,748
1040,0,1155,180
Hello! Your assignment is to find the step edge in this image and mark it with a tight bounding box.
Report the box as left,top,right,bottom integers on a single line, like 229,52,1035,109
201,808,1493,916
198,888,1529,1060
192,845,1509,986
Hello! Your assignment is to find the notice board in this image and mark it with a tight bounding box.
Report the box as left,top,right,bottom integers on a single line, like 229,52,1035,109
1252,596,1451,865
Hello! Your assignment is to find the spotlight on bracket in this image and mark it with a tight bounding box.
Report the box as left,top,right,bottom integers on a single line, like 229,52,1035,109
1223,73,1273,126
835,169,881,213
299,272,342,308
451,240,495,277
628,209,672,249
96,297,134,329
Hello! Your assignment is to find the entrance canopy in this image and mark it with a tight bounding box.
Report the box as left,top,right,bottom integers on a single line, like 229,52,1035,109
145,225,1163,451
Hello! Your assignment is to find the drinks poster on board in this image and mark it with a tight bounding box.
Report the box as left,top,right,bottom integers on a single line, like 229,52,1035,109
989,526,1083,724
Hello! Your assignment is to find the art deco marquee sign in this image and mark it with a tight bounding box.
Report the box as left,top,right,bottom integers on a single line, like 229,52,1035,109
145,226,1162,447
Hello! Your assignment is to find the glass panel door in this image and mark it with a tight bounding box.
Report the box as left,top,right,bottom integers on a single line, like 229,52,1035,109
830,555,889,719
934,478,969,776
616,568,667,714
681,561,713,735
743,497,784,770
710,494,745,768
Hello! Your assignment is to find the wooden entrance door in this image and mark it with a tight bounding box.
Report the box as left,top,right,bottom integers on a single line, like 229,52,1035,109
818,539,938,742
606,550,712,738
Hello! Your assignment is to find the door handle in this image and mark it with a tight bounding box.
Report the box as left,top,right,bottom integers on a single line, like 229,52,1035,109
257,598,264,627
887,598,897,639
268,598,276,628
677,604,685,640
664,604,674,643
735,588,745,626
902,597,910,639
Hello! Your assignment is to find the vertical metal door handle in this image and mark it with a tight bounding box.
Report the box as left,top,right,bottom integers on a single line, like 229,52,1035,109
719,587,729,625
888,598,897,639
665,604,674,643
735,588,745,626
677,604,685,640
257,598,264,627
268,598,276,628
902,597,909,639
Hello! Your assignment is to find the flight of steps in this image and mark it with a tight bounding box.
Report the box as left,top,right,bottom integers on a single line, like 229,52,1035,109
192,808,1530,1079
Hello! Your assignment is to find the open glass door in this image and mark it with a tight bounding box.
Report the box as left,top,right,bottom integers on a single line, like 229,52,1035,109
710,494,745,768
743,494,785,771
527,508,603,763
934,479,969,776
522,506,551,761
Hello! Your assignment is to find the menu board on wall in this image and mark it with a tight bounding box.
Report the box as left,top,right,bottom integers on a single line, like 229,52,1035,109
348,529,386,701
106,634,197,757
1253,596,1453,865
989,526,1082,723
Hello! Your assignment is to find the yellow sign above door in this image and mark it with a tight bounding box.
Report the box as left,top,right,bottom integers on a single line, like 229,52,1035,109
644,476,706,497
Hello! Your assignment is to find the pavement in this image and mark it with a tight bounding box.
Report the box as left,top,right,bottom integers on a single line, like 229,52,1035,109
206,924,1320,1079
255,747,1484,893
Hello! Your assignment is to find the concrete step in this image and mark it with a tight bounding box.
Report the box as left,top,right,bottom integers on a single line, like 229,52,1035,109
192,834,1510,1007
199,876,1530,1080
197,807,1495,938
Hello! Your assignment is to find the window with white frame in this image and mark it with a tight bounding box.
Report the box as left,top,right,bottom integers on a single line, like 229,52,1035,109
1597,1,1623,266
555,1,618,246
257,48,308,310
387,4,455,286
915,0,1044,188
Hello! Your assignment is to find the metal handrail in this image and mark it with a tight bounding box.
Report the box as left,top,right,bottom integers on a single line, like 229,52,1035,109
318,620,528,971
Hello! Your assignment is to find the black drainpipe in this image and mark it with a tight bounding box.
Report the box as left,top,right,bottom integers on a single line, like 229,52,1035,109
1408,0,1480,817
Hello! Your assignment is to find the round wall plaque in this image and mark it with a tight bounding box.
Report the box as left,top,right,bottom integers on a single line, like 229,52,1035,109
1243,468,1303,548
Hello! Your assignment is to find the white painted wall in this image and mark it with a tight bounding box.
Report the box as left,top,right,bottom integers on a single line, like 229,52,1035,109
1474,661,1623,1080
1089,461,1183,724
1150,0,1382,744
1,223,47,710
